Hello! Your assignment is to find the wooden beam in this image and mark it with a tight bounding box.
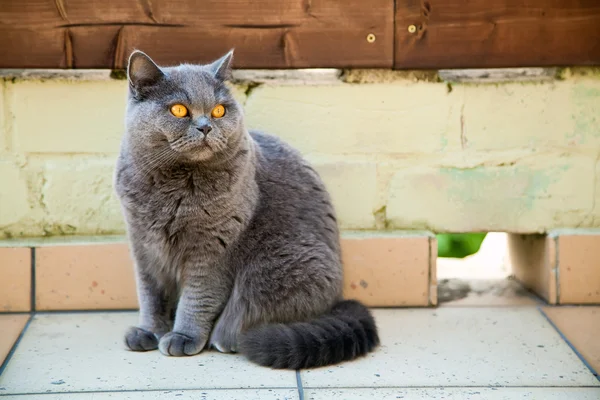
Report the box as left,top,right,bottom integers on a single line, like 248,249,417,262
394,0,600,69
0,0,394,69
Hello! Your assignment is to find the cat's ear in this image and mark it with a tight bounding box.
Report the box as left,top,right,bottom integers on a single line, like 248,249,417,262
208,50,234,81
127,50,164,90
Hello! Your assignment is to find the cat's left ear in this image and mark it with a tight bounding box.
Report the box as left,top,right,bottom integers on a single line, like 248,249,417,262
208,50,234,81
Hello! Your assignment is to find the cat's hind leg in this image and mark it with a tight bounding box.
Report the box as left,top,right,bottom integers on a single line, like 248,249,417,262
209,243,342,354
209,287,245,353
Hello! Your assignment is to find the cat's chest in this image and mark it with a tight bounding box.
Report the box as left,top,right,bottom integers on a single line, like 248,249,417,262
123,174,250,253
125,180,220,231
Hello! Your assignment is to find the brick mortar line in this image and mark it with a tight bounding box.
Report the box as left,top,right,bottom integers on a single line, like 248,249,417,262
0,67,581,84
30,248,35,312
554,236,561,305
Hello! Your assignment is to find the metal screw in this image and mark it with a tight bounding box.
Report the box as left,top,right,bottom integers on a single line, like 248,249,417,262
408,25,417,33
366,33,376,43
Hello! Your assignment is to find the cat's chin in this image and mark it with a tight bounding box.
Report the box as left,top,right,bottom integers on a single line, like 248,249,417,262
179,147,217,163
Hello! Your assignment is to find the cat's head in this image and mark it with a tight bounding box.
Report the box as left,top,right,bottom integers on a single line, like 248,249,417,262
125,50,243,162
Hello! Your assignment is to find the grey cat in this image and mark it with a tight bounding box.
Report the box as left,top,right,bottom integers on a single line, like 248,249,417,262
114,49,379,369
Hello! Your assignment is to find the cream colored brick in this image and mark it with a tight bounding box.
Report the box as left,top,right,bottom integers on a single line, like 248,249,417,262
225,82,248,105
0,161,30,227
10,80,127,153
2,75,600,237
0,81,6,152
595,158,600,225
386,153,595,232
463,79,600,151
312,161,377,229
244,83,463,155
42,157,124,234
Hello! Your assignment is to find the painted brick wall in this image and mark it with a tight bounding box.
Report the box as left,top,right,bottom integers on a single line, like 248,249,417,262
0,69,599,238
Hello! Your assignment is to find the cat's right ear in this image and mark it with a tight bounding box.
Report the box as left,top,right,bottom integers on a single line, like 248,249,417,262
127,50,164,94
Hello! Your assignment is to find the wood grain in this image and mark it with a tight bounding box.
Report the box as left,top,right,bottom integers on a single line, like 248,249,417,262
2,1,599,69
0,0,393,68
394,0,600,69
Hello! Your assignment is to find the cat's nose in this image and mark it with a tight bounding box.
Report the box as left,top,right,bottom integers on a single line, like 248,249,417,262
196,124,212,135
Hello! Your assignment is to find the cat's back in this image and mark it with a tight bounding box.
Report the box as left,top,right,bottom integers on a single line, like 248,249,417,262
250,130,323,193
246,130,339,251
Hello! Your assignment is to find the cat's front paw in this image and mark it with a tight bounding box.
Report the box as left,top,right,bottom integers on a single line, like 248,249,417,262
124,326,158,351
158,332,206,356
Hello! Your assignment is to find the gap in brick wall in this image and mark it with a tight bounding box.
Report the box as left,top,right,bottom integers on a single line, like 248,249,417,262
436,233,534,305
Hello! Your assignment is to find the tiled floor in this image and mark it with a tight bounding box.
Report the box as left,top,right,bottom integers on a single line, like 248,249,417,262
1,299,599,399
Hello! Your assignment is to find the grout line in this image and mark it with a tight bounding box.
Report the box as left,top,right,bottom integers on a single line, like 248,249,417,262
537,306,599,381
30,248,36,312
0,387,299,396
0,313,34,377
3,385,600,396
291,385,600,390
296,370,305,400
33,309,139,315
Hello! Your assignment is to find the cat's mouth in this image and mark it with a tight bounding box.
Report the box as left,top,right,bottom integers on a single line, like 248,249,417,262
168,135,225,159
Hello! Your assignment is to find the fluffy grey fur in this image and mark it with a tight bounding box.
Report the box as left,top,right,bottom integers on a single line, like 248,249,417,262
114,50,379,369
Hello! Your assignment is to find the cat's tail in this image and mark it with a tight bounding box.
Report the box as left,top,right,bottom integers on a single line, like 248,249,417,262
238,300,379,369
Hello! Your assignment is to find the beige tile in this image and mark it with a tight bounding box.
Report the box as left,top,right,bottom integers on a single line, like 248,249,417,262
0,312,297,394
36,244,138,311
0,389,299,399
300,308,599,388
508,234,557,304
0,314,29,366
305,388,600,399
557,235,600,304
544,306,600,375
341,232,435,307
0,248,31,311
439,278,539,307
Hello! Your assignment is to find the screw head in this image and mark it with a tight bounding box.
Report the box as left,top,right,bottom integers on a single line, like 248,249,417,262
408,25,417,33
366,33,376,43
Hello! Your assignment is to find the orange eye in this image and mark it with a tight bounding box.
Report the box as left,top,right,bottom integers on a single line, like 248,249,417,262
170,104,188,118
211,104,226,118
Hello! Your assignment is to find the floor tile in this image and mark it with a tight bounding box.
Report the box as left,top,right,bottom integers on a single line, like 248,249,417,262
0,314,29,366
438,278,539,307
0,389,299,399
301,308,599,388
0,313,297,394
543,306,600,376
305,388,600,400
